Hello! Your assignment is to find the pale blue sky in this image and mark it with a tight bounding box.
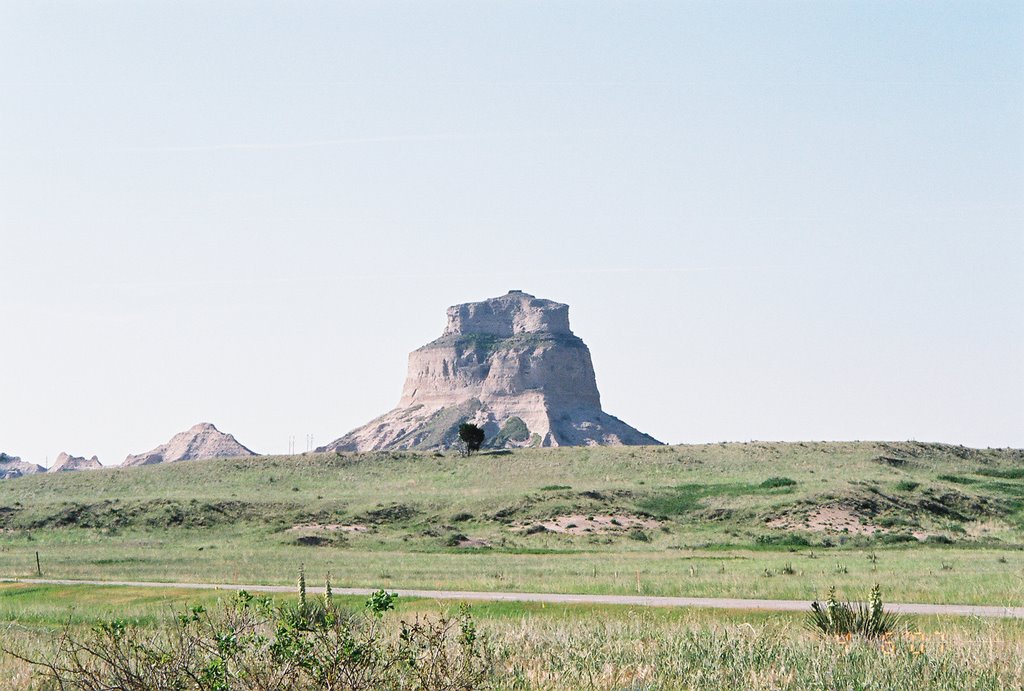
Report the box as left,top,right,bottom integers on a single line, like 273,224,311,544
2,1,1021,465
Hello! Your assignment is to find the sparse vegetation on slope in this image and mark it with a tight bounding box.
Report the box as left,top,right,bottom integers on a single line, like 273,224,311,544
0,442,1022,604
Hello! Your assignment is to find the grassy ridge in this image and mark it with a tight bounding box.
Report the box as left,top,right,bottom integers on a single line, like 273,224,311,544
0,442,1022,604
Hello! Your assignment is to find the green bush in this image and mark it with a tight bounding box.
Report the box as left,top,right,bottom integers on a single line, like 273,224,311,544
755,533,811,547
976,467,1024,479
8,579,490,690
806,584,901,639
894,480,920,492
760,477,797,489
458,423,485,455
445,532,468,547
492,416,530,446
937,474,979,485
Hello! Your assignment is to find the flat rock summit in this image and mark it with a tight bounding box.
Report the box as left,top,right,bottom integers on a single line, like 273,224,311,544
123,423,257,466
320,291,660,452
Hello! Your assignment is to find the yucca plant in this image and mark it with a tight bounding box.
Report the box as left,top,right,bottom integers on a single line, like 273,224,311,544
807,584,901,639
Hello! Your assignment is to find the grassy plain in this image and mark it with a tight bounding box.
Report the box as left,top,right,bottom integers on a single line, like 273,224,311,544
1,583,1023,689
0,442,1022,606
2,440,1024,689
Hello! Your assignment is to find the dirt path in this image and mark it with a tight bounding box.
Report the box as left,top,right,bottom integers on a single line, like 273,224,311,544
4,578,1021,619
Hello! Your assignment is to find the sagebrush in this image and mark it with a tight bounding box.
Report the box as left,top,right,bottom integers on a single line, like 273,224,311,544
5,583,491,690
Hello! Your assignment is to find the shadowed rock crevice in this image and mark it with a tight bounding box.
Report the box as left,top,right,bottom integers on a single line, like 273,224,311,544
320,291,661,452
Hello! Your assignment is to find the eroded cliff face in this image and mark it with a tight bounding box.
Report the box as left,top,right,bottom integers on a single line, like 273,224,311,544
122,422,257,466
0,453,46,480
49,452,103,472
320,291,660,452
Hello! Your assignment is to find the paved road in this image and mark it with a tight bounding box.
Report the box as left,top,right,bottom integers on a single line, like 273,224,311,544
4,578,1022,619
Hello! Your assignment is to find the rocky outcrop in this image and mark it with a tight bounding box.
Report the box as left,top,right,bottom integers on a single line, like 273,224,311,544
320,290,661,452
49,452,103,472
0,452,46,479
123,423,257,466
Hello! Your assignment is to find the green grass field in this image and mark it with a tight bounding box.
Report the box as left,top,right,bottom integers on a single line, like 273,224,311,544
1,442,1023,605
2,582,1023,689
1,443,1023,688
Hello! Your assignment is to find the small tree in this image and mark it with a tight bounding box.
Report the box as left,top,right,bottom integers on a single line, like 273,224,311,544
458,423,485,455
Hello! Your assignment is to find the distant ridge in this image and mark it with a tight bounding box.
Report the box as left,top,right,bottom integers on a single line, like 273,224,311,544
49,452,103,473
123,423,257,466
0,452,46,479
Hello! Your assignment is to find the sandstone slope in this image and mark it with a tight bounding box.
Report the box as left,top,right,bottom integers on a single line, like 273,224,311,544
0,452,46,479
320,290,661,452
49,452,103,472
123,423,257,466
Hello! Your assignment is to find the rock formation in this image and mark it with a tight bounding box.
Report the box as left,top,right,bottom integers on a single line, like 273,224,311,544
123,423,257,466
49,452,103,472
0,452,46,479
320,290,661,452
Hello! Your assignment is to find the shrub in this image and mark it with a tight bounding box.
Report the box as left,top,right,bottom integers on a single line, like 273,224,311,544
445,533,469,547
806,584,901,639
937,474,979,485
492,416,529,446
976,467,1024,479
760,477,797,489
7,578,489,690
755,533,811,547
877,532,917,544
894,480,920,492
458,423,485,455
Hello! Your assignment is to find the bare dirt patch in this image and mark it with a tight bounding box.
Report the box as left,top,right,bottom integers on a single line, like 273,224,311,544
456,537,491,549
287,523,368,534
516,514,658,535
769,507,880,535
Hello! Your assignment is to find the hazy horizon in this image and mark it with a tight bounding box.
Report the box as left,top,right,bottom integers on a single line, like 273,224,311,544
2,1,1021,466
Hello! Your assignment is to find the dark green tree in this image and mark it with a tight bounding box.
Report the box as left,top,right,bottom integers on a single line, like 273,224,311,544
458,423,485,455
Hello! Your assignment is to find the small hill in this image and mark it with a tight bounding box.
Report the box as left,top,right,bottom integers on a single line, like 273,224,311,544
0,452,46,480
49,452,103,473
321,290,660,452
2,441,1023,553
122,423,257,466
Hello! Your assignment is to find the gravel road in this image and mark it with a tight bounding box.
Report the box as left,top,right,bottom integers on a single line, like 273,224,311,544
4,578,1021,619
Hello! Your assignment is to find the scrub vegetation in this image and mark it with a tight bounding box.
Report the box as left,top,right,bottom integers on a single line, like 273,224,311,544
1,583,1023,690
